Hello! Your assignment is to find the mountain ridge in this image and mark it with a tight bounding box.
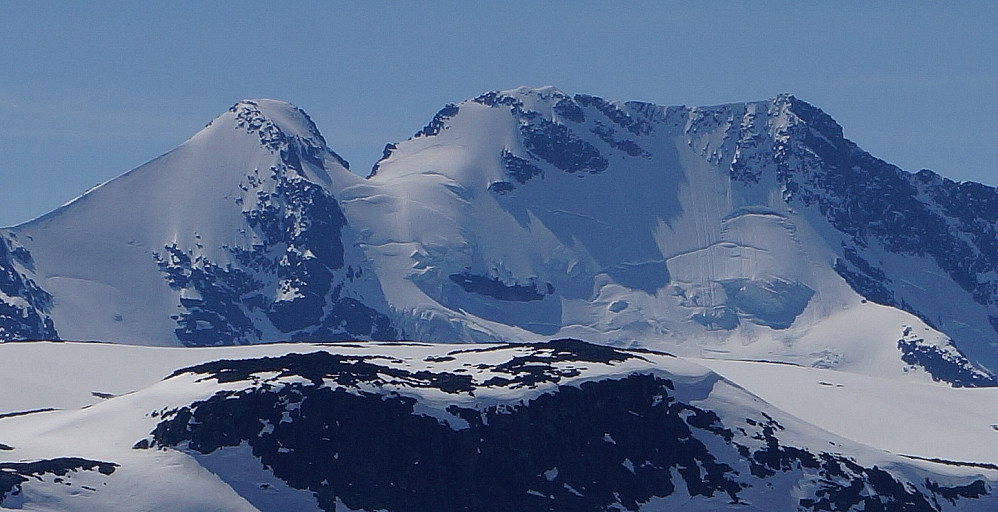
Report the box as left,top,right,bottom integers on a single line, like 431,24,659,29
2,88,997,387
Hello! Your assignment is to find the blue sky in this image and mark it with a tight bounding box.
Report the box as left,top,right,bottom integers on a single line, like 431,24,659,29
2,1,996,226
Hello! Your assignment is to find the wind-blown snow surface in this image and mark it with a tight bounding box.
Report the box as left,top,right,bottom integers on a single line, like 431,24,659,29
3,88,998,387
0,340,995,511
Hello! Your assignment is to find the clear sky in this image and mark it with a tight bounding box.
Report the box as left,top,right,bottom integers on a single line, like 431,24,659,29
2,1,996,226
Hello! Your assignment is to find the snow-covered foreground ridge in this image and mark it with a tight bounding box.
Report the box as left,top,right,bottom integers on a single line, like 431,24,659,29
0,340,996,511
3,88,998,387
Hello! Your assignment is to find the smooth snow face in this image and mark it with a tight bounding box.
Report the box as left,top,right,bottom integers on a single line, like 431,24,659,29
0,341,994,511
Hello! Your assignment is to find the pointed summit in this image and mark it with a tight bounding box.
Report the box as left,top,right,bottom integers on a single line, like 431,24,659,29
10,99,395,346
774,93,847,143
19,99,349,251
205,99,351,172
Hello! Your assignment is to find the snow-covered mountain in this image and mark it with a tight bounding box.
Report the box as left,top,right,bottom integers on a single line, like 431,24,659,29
0,340,995,511
3,88,998,388
4,100,396,346
344,87,998,386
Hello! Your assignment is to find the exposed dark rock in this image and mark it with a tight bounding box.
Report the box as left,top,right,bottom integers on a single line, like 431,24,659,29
553,98,584,123
148,373,742,512
450,339,639,387
0,235,58,341
167,350,474,393
501,150,544,184
415,104,460,137
488,181,516,195
154,132,398,344
449,272,550,302
293,297,397,342
590,122,649,157
833,248,898,308
897,327,996,387
0,457,117,505
779,96,998,314
368,143,397,177
472,91,523,109
521,118,608,175
0,409,55,420
926,479,989,506
574,94,653,136
154,244,260,346
231,100,349,170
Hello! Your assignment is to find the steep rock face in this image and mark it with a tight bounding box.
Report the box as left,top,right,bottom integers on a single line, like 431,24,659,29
763,96,998,376
0,232,57,341
10,100,397,346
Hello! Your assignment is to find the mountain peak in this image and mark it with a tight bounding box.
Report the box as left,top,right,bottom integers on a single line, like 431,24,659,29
206,99,344,165
773,93,846,142
774,91,798,102
226,99,325,144
185,99,347,174
496,85,571,100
